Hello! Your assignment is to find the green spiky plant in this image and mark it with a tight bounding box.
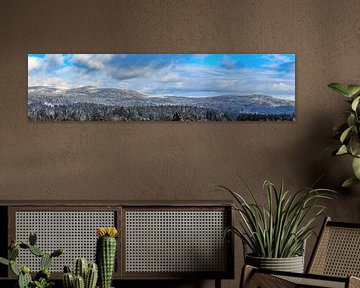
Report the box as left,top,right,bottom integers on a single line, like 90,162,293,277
0,232,63,288
328,83,360,187
220,179,335,258
62,258,98,288
96,227,118,288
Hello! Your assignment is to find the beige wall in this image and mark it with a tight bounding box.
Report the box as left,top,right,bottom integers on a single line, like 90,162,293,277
1,1,360,287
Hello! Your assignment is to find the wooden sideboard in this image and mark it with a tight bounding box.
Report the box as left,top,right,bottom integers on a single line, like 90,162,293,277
0,201,234,288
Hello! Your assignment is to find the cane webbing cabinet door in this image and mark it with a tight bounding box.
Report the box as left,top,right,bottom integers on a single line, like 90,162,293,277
8,205,120,279
122,205,233,279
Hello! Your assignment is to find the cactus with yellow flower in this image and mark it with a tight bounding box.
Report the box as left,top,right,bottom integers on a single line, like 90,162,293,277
96,227,118,288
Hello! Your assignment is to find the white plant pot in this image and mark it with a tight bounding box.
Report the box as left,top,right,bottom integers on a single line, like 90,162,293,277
245,254,305,273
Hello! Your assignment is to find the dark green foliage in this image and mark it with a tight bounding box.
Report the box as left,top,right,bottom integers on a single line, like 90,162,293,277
328,82,360,187
172,112,181,121
236,113,295,121
28,102,295,122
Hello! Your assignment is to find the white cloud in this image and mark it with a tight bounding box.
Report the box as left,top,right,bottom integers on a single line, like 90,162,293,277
72,54,114,70
221,55,237,69
28,54,65,73
261,54,294,68
108,65,155,80
28,57,43,71
28,75,70,89
272,82,293,92
44,54,63,70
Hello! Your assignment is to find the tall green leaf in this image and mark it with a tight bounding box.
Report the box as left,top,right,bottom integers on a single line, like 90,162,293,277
340,127,353,143
352,157,360,179
351,96,360,111
328,83,351,97
336,144,348,155
347,85,360,97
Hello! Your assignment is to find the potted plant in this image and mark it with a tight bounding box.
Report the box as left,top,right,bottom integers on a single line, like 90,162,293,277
96,227,118,288
328,83,360,187
220,179,334,273
62,258,98,288
0,232,64,288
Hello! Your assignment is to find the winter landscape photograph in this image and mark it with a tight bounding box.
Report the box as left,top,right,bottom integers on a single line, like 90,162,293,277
28,54,295,121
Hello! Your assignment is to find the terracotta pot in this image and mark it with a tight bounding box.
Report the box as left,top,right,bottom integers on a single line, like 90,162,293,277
245,254,304,273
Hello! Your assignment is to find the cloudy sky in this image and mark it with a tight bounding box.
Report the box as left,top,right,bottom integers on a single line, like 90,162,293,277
28,54,295,99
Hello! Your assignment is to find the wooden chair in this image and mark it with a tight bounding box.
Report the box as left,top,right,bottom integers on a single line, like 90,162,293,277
241,217,360,288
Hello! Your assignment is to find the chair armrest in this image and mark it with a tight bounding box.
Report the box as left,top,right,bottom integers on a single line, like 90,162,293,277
349,276,360,288
240,265,254,288
240,265,296,288
240,265,349,288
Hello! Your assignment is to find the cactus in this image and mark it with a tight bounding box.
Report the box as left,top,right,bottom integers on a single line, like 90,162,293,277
63,272,74,288
41,253,52,270
9,246,19,260
29,232,37,246
19,243,30,249
0,232,63,288
74,275,85,288
96,227,118,288
10,260,20,276
29,245,44,257
63,260,98,288
74,258,88,279
85,263,98,288
18,270,32,288
51,248,64,257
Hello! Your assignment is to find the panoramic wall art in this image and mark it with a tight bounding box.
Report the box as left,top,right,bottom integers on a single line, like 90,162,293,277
28,54,295,121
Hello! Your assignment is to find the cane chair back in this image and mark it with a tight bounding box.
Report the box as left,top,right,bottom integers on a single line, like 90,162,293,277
307,217,360,278
241,218,360,288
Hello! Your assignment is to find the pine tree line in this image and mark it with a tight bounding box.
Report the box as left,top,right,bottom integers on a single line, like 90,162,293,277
28,102,295,122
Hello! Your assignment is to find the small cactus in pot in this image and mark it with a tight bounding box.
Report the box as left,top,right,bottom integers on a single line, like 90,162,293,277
62,259,98,288
85,262,98,288
96,227,118,288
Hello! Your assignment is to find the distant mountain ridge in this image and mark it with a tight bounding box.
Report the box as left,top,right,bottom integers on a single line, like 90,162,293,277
28,86,295,115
